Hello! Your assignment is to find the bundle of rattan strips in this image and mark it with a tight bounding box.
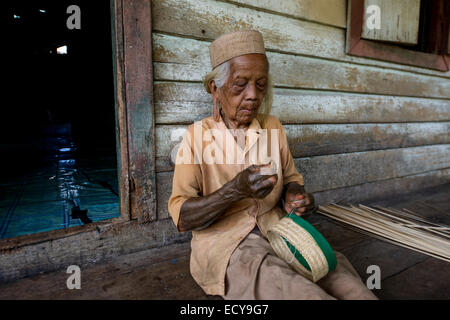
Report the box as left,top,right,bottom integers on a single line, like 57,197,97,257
268,212,337,282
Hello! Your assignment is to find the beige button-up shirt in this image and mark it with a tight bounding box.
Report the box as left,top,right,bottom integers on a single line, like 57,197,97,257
168,114,304,296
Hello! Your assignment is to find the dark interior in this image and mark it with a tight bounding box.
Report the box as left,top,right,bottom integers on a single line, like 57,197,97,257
1,0,119,239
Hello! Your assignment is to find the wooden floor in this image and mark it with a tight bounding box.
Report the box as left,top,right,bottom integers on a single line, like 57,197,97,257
0,183,449,300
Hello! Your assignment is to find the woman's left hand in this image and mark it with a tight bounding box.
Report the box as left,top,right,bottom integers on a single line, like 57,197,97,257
284,185,316,216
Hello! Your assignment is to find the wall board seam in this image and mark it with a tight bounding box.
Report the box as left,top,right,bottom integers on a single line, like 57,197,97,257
313,167,450,194
153,77,450,101
151,29,450,80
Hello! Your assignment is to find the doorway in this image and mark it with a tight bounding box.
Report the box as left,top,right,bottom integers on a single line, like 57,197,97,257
1,0,120,239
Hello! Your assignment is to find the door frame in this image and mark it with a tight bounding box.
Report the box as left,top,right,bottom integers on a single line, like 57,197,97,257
111,0,157,222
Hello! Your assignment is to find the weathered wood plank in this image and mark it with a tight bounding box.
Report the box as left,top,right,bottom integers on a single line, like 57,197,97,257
123,0,156,222
313,169,450,205
157,172,174,220
0,219,191,283
340,239,428,283
0,242,217,300
155,123,450,171
154,82,450,124
0,242,199,300
152,0,450,78
157,168,450,220
285,123,450,158
153,34,450,98
223,0,346,28
111,0,131,220
376,258,450,299
297,144,450,193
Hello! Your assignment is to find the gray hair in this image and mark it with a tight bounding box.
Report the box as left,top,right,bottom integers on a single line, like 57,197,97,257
203,61,230,93
202,59,273,126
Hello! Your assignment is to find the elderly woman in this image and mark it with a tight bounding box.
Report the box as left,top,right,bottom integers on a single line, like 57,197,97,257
168,30,377,300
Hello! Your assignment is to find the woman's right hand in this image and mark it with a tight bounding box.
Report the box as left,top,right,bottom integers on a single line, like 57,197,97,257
178,163,278,232
233,164,278,199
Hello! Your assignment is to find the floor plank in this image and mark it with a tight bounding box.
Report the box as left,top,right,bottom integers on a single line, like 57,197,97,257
0,242,217,300
377,258,450,300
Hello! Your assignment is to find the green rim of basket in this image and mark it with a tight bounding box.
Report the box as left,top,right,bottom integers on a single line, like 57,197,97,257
283,213,337,273
283,238,312,271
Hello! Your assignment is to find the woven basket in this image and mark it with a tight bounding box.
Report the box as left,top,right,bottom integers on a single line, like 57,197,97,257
267,213,337,282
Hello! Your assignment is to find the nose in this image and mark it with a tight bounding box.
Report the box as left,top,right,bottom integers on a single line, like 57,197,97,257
245,82,257,101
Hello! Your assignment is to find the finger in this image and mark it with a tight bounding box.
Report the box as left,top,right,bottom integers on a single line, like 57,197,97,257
286,204,297,214
292,207,303,216
285,200,304,213
255,181,276,198
290,199,306,206
305,194,315,209
304,197,311,206
303,193,313,206
284,203,291,213
256,186,273,198
293,207,307,216
286,193,305,202
253,179,276,194
246,164,261,174
253,178,277,196
248,172,268,184
268,174,278,184
294,194,305,201
248,170,276,185
285,201,295,213
256,174,278,187
247,163,271,173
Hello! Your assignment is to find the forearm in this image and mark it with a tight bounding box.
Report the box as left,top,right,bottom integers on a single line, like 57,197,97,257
178,179,246,232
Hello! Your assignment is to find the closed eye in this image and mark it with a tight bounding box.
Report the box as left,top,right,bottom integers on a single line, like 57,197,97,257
257,82,267,90
234,81,247,87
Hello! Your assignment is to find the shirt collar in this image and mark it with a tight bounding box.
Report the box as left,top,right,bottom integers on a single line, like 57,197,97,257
214,114,261,155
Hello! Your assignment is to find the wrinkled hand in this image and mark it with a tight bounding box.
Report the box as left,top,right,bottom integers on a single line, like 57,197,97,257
233,164,278,199
284,188,315,216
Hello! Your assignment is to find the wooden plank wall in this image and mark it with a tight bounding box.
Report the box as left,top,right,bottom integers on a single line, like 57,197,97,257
151,0,450,220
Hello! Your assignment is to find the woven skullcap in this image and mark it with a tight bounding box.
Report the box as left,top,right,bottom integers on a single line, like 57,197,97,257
209,30,266,69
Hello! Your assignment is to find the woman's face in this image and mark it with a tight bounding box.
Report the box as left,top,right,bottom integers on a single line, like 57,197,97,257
214,54,269,128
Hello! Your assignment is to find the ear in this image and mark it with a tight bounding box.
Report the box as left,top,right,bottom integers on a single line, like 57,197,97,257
209,79,217,95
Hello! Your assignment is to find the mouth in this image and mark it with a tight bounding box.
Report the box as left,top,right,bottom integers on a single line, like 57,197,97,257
239,107,257,115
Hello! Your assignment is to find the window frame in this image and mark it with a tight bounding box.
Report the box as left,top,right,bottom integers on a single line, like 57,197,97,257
346,0,449,72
